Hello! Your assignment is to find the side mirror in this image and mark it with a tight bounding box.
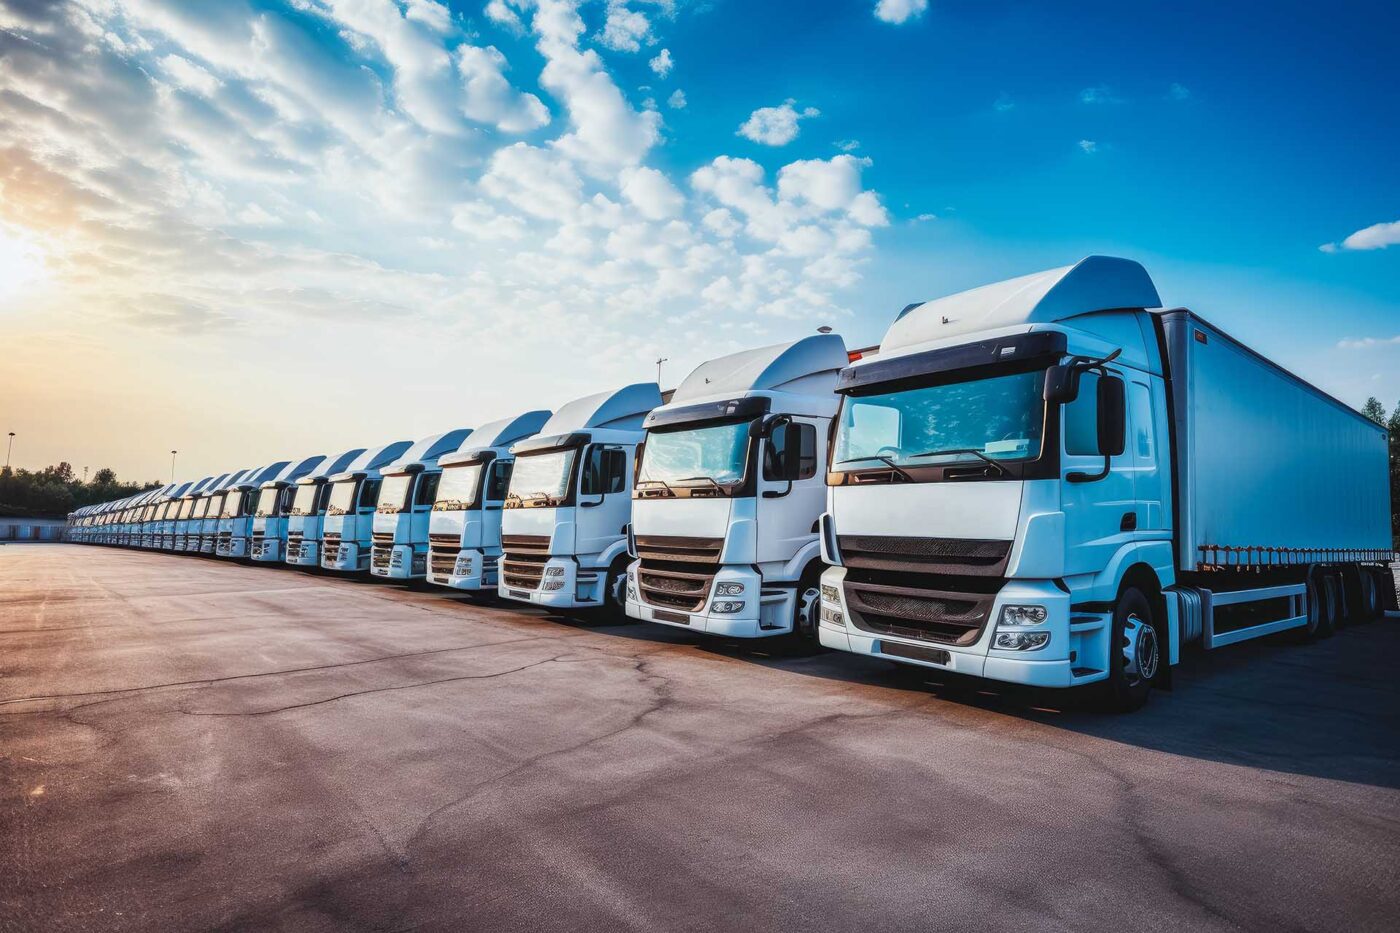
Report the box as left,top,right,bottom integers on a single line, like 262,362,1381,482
1043,364,1081,403
1097,376,1126,456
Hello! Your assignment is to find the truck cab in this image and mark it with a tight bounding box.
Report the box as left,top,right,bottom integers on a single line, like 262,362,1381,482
162,478,209,550
197,469,255,555
175,474,229,552
216,461,300,558
626,335,854,640
254,448,365,563
499,383,662,612
369,428,475,580
320,441,414,573
426,410,552,591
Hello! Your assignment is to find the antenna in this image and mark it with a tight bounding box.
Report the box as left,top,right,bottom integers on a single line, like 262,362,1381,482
655,357,668,385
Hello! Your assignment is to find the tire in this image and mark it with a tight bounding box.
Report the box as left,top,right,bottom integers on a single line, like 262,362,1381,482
1100,587,1160,713
792,578,822,642
1315,574,1339,639
601,558,630,623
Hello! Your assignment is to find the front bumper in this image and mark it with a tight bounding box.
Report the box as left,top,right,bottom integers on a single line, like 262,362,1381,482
217,537,249,559
626,565,795,638
251,537,282,562
286,539,319,566
498,557,603,609
817,566,1077,688
427,548,495,591
321,540,363,572
370,544,425,580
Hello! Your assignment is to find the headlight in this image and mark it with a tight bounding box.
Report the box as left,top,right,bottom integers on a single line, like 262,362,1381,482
821,583,840,603
999,605,1048,627
715,582,745,596
711,600,743,614
994,631,1050,651
820,605,844,628
542,580,564,591
544,566,565,577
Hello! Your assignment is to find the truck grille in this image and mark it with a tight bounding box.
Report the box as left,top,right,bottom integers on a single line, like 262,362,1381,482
634,535,724,564
286,531,303,560
371,546,391,570
429,547,459,579
637,564,713,612
842,572,1001,646
502,552,548,590
372,532,394,545
323,532,341,564
429,533,460,546
501,534,550,554
837,535,1011,576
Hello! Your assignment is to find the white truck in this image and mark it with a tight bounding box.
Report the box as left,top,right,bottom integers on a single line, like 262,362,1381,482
321,438,450,574
174,473,231,553
499,384,663,612
287,443,409,569
160,477,210,551
625,335,855,642
426,410,552,592
368,429,476,581
215,460,303,558
818,256,1394,710
252,448,365,564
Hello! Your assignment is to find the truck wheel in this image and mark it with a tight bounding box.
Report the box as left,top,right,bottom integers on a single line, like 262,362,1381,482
602,559,630,623
1358,569,1381,622
1315,574,1339,638
793,581,822,642
1102,588,1158,713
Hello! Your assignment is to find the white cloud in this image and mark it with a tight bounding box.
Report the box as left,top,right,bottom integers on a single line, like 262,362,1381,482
1337,335,1400,349
1321,220,1400,253
1078,139,1097,153
159,54,221,97
874,0,929,25
620,166,683,220
598,1,653,52
737,99,819,146
484,0,524,31
993,92,1014,112
456,44,551,133
649,47,673,77
1168,82,1190,101
1079,85,1119,104
667,88,686,109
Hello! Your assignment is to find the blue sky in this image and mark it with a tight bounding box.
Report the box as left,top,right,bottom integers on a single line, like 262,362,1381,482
0,0,1396,480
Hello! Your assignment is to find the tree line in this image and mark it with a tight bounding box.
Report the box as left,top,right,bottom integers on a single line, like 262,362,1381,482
0,463,161,518
1361,397,1400,547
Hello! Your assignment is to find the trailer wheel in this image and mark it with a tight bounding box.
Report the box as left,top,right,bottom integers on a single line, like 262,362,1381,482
1316,574,1339,639
1101,587,1158,713
1358,570,1382,622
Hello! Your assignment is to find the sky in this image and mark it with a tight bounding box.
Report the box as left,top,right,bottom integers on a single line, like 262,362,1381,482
1,0,1397,484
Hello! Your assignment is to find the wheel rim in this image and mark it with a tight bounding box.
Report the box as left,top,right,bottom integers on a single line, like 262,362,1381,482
608,570,626,607
1121,612,1159,685
795,585,820,636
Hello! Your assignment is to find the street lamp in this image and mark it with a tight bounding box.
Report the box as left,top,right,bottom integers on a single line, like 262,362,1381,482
5,432,13,470
170,450,178,484
655,357,668,385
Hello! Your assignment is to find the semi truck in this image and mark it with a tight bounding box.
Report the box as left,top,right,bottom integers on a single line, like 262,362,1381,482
625,335,856,642
426,410,553,592
320,439,427,574
174,474,230,553
368,428,477,580
159,478,211,551
195,469,258,555
215,460,302,558
286,443,408,568
817,256,1394,710
499,383,663,612
252,448,365,563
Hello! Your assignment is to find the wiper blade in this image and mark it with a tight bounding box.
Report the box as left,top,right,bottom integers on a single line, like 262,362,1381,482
676,475,723,489
907,447,1010,477
834,455,913,482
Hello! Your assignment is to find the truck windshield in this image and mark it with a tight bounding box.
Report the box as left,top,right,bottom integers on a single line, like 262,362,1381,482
326,479,358,516
255,488,281,518
832,370,1046,474
290,483,319,516
434,463,483,511
221,492,244,518
376,473,413,513
507,449,575,504
639,421,749,487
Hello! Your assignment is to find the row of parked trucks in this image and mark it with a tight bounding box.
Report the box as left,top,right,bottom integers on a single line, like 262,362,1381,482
66,257,1395,710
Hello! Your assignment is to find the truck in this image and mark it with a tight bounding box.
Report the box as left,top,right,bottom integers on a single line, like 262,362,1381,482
319,440,424,574
195,469,259,555
212,456,301,551
498,383,663,612
286,443,409,568
368,428,476,580
215,460,303,558
625,335,855,642
137,485,179,548
817,256,1394,710
426,410,553,592
252,448,366,564
174,474,230,553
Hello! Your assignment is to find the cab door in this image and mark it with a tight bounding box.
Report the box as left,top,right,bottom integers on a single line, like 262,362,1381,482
1059,368,1137,578
754,417,825,568
574,444,630,563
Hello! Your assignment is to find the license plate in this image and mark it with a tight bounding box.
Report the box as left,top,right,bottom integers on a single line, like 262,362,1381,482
877,641,950,666
654,609,690,625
